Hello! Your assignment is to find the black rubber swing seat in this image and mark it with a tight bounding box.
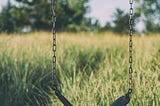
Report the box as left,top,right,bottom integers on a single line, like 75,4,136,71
52,83,130,106
110,94,130,106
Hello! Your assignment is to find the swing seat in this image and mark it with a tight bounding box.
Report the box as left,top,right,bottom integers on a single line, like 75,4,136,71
110,94,130,106
52,84,73,106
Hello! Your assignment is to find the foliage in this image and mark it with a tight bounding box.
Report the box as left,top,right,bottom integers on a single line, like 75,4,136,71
0,32,160,105
0,1,14,33
0,0,94,33
1,0,160,33
102,8,132,34
56,0,91,32
135,0,160,33
112,8,129,34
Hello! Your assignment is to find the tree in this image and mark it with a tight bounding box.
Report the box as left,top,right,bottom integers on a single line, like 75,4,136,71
111,8,129,34
0,0,91,33
135,0,160,33
56,0,90,31
14,0,53,31
0,0,14,33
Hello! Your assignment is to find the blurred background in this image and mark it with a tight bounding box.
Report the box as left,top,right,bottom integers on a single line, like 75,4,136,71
0,0,160,106
0,0,160,34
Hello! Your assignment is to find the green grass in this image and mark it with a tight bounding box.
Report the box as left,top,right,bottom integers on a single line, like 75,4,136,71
0,32,160,106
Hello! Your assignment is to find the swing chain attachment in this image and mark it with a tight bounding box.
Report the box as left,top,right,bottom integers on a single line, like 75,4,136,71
128,0,134,96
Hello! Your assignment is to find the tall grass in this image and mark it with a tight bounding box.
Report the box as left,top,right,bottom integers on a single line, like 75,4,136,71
0,32,160,106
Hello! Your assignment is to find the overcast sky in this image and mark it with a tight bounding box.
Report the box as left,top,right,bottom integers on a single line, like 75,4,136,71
86,0,130,26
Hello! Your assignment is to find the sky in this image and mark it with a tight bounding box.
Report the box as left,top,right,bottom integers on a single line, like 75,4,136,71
86,0,130,26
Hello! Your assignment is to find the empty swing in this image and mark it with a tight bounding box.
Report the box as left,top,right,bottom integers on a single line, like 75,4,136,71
51,0,134,106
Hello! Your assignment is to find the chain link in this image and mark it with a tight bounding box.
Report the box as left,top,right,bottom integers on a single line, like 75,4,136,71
52,0,57,84
128,0,133,95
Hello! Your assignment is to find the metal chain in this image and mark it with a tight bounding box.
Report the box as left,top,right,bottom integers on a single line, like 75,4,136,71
51,1,73,105
52,0,57,85
128,0,133,95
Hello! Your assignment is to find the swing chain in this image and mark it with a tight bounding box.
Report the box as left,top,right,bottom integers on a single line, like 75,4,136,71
52,0,57,85
128,0,133,95
51,1,73,105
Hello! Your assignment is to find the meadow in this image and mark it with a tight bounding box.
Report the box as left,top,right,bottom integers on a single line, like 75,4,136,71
0,32,160,106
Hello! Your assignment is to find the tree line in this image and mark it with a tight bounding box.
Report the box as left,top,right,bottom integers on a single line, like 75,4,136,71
0,0,160,34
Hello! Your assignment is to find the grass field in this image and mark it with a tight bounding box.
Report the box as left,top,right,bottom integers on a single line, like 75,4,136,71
0,32,160,106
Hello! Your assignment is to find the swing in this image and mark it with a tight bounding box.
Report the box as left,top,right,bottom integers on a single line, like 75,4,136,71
51,0,134,106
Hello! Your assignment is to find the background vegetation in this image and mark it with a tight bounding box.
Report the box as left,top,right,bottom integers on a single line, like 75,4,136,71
0,32,160,105
0,0,160,33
